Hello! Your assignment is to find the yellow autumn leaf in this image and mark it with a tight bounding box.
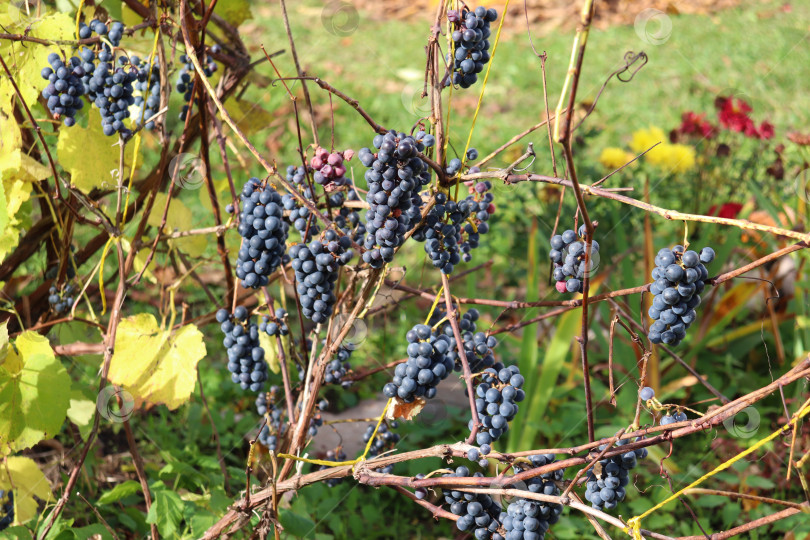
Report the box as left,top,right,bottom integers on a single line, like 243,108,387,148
0,332,71,455
0,320,8,365
0,456,53,525
19,153,51,182
56,108,139,193
0,100,22,175
216,0,253,27
227,98,274,134
147,193,208,257
108,313,206,410
0,11,74,107
0,176,33,264
67,389,96,427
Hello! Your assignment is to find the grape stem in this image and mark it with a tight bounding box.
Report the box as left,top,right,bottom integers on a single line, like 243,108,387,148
440,272,482,444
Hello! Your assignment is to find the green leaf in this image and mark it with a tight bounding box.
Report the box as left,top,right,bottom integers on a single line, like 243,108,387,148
0,332,71,455
280,509,315,538
0,456,53,525
146,490,184,537
97,480,143,505
508,220,538,451
52,524,113,540
108,313,206,410
517,308,580,449
745,475,776,489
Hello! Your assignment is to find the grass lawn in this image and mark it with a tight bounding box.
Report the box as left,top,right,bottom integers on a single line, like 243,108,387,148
228,0,810,173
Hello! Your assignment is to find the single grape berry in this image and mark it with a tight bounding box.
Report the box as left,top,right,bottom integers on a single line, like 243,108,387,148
639,386,655,401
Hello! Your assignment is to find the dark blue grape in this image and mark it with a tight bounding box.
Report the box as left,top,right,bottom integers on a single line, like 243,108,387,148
235,178,289,288
218,307,267,392
647,245,714,346
359,130,434,268
446,7,497,89
584,437,647,512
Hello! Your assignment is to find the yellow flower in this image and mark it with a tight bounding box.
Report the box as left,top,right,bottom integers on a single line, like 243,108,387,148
630,126,666,153
599,147,635,170
646,143,696,173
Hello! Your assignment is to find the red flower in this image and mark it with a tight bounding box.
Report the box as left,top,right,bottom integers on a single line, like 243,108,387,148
707,202,743,219
757,121,775,140
677,111,717,139
717,96,756,134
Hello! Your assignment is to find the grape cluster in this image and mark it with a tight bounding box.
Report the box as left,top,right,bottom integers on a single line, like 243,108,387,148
443,466,503,538
363,421,400,473
431,307,501,374
446,6,498,89
256,386,284,451
584,438,647,511
132,56,160,130
382,324,454,403
0,489,13,531
282,191,320,243
41,53,86,127
48,284,75,315
91,57,139,138
412,184,494,273
290,230,353,323
217,306,268,392
176,46,219,120
318,448,349,487
549,225,600,294
358,130,434,268
234,178,289,288
311,147,353,186
501,454,565,540
260,308,290,337
324,345,353,388
467,365,525,459
648,246,715,346
330,189,367,244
